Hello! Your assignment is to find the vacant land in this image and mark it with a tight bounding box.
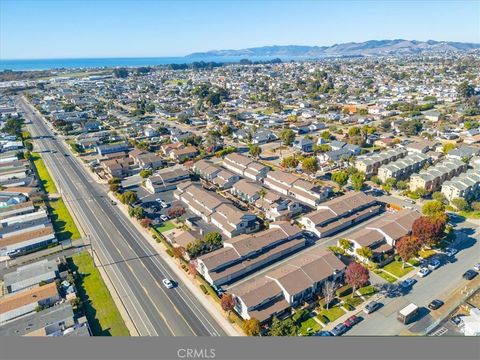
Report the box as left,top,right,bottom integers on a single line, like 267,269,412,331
69,252,129,336
47,198,81,240
31,152,58,194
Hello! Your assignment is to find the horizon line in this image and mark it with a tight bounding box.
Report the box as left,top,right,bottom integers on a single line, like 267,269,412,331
2,37,479,62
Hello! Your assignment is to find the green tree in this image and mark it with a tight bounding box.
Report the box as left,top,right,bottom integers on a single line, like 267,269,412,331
332,171,348,187
301,157,319,174
221,124,232,136
243,318,260,336
422,200,445,218
339,238,353,251
356,246,373,260
457,81,475,99
249,145,262,159
442,143,457,154
119,191,138,205
451,198,469,211
279,129,295,146
139,169,152,178
204,232,222,248
113,68,129,78
320,131,331,140
269,317,298,336
432,192,447,204
281,155,299,169
396,180,409,190
350,172,365,191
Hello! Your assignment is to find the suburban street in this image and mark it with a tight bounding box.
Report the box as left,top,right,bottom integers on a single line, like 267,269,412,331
348,219,480,336
17,96,227,337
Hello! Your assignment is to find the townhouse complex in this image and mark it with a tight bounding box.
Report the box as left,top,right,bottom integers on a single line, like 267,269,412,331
355,148,407,176
377,153,430,183
441,169,480,202
409,158,467,192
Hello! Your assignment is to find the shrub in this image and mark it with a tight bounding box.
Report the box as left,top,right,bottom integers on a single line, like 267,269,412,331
199,284,209,295
166,249,173,257
343,303,354,311
317,314,329,324
336,285,353,297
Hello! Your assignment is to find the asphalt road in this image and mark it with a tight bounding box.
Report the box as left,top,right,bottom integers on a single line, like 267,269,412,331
18,96,226,337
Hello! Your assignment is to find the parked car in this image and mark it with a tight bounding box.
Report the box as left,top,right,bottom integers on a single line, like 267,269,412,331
363,301,381,314
315,331,332,336
330,324,347,336
444,248,458,257
428,300,444,310
160,214,169,222
400,278,417,289
473,263,480,272
162,279,174,289
343,315,361,328
418,267,431,278
450,315,464,327
463,270,478,280
428,259,441,270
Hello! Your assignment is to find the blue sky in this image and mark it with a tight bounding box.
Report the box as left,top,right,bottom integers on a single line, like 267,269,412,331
1,0,479,59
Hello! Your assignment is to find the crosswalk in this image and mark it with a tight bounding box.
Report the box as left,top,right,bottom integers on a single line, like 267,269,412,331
431,327,448,336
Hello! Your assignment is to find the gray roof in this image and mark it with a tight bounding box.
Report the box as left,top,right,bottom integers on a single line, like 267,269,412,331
4,259,59,293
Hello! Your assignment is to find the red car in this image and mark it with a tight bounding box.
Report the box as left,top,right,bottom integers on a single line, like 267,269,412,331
344,315,361,328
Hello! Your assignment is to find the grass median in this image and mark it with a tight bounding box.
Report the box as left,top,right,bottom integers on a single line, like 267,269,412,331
31,152,58,194
47,198,81,241
69,251,130,336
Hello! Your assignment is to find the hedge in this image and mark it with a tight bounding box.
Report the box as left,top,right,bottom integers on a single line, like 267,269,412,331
336,285,353,297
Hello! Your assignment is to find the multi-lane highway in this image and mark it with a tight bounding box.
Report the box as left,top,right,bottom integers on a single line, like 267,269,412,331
17,96,226,337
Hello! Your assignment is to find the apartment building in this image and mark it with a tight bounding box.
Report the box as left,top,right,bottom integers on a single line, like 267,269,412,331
195,222,305,286
264,170,330,207
144,167,190,193
377,153,430,182
409,158,467,192
174,182,258,238
231,179,263,203
300,192,381,238
230,248,345,323
354,148,407,176
223,153,270,181
344,209,421,261
441,169,480,201
193,159,240,189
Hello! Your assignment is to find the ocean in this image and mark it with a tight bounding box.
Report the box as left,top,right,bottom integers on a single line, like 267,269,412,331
0,56,293,72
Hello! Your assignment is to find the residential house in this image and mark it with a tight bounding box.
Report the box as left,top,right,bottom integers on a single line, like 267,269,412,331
4,259,60,294
0,282,60,324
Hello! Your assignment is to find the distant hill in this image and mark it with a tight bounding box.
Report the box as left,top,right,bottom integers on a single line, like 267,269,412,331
186,39,480,58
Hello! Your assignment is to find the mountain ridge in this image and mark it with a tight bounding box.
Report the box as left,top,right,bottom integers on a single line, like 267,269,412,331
186,39,480,58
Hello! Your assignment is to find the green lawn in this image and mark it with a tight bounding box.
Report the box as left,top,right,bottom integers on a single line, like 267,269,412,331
69,252,130,336
418,249,437,259
31,153,58,194
375,270,397,283
299,317,322,335
47,198,81,241
382,260,414,278
342,295,364,308
459,210,480,219
357,285,377,298
317,305,346,323
155,221,176,233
